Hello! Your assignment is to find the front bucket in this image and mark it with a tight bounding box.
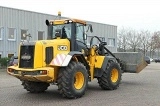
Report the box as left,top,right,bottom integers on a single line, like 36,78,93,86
113,52,147,73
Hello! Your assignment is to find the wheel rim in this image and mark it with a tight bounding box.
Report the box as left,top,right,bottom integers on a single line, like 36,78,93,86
111,68,119,83
74,72,84,90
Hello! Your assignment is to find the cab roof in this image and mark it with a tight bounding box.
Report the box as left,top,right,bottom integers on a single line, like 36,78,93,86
49,18,86,25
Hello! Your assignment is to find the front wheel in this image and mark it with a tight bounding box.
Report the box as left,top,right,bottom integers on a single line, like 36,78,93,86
22,81,49,93
57,61,88,99
97,61,122,90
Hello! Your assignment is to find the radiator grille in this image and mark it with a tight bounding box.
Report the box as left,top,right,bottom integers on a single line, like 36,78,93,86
19,45,35,68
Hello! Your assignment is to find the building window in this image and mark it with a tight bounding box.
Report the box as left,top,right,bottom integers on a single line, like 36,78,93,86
21,30,28,40
108,38,115,47
38,31,44,40
0,27,4,40
101,37,105,42
8,28,16,40
8,54,14,58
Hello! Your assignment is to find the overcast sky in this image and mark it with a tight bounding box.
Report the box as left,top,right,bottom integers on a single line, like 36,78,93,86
1,0,160,32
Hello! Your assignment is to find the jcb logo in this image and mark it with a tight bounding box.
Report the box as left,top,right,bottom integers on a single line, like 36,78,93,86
58,45,68,51
21,54,31,60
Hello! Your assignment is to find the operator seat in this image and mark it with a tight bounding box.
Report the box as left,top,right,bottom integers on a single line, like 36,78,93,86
62,27,67,39
55,27,67,39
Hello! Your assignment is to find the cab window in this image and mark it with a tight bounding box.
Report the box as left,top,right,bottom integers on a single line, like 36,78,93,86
52,24,71,39
76,23,84,41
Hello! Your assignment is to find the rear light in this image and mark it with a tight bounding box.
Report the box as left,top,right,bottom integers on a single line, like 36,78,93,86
8,68,14,73
13,64,18,66
39,70,47,75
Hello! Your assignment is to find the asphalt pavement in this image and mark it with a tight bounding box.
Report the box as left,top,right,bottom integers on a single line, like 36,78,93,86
0,63,160,106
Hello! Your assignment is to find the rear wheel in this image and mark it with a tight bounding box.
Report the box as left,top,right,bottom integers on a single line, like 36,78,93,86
22,81,49,93
57,61,88,99
97,61,122,90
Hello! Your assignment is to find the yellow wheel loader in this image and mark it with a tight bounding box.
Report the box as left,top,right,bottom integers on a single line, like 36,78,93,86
7,12,147,99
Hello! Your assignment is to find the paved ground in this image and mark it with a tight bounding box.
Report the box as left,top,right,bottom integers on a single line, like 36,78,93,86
0,63,160,106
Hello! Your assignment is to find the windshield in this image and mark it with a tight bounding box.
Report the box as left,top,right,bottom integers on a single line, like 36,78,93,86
52,24,71,39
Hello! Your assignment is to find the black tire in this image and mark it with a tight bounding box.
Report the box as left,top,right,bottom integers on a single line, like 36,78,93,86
57,61,88,99
22,81,49,93
97,61,122,90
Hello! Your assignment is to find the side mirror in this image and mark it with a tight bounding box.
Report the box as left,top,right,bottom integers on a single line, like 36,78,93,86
89,25,93,33
86,24,93,33
45,20,50,26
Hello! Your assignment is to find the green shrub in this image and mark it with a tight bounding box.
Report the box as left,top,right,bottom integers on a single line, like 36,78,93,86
0,57,10,67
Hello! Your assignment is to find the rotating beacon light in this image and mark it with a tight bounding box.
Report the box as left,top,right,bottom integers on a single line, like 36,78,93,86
58,11,61,19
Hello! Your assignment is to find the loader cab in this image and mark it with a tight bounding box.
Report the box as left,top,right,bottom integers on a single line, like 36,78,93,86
46,19,91,52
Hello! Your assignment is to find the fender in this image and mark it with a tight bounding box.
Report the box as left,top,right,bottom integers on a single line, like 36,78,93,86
68,52,89,70
50,51,89,70
102,56,117,71
94,56,117,77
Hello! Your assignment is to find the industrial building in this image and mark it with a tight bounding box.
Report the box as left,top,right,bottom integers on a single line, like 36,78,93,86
0,6,117,58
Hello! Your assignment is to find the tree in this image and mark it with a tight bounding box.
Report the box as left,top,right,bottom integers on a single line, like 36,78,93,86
117,28,160,58
139,30,151,56
151,31,160,57
149,36,156,58
117,28,128,52
126,29,141,52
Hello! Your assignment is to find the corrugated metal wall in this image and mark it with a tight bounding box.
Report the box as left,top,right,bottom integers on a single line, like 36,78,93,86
0,6,117,57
